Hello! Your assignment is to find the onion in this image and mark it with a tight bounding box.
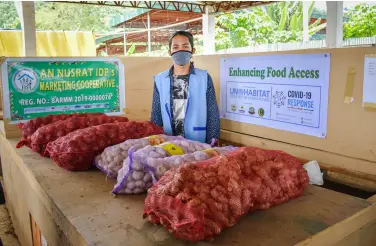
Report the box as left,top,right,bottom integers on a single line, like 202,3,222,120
135,180,145,188
143,173,152,183
132,171,144,181
126,181,136,190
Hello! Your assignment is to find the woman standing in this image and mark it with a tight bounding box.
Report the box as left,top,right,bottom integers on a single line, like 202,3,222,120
151,31,220,144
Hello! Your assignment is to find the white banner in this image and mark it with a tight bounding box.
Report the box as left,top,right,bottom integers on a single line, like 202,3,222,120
220,54,330,138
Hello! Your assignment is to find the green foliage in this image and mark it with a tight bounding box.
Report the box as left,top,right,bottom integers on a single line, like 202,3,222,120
216,8,275,49
126,43,136,56
215,1,327,51
0,2,130,32
34,2,127,32
0,2,21,29
266,2,301,31
266,1,322,33
344,4,376,38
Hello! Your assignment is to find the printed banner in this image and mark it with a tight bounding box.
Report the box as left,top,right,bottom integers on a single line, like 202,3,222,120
1,57,125,123
220,54,330,138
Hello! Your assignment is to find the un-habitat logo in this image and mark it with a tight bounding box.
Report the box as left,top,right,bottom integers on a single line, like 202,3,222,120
12,68,39,94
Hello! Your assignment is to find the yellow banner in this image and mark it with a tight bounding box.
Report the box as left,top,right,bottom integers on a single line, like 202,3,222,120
0,31,96,57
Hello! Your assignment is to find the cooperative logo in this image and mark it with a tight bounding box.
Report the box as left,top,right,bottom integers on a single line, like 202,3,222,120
231,104,236,111
272,91,286,108
12,69,39,94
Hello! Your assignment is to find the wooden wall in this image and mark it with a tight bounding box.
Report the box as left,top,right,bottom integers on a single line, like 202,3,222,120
119,56,171,120
122,48,376,176
1,48,376,175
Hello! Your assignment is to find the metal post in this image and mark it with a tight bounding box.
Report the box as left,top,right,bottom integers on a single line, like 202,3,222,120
15,1,37,56
203,6,215,54
326,1,344,48
147,11,151,54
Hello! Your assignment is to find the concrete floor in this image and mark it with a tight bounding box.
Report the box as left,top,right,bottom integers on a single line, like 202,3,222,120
0,179,20,246
0,205,20,246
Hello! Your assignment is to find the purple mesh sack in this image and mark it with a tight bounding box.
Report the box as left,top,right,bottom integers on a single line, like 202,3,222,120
112,139,211,195
94,135,183,178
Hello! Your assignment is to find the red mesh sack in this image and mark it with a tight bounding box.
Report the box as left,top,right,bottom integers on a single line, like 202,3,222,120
30,115,129,155
16,113,103,148
144,147,309,241
45,121,164,171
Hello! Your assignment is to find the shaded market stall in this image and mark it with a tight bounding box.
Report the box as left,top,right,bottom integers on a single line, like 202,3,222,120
93,1,274,55
1,49,376,246
96,9,203,55
1,1,376,246
17,1,343,54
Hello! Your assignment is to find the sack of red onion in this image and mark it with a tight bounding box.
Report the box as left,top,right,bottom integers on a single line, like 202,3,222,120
16,113,103,148
45,121,163,171
112,139,211,195
146,146,239,182
144,147,309,241
94,134,184,178
30,115,128,155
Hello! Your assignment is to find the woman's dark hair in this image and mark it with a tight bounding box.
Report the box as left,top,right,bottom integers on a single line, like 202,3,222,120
168,30,194,51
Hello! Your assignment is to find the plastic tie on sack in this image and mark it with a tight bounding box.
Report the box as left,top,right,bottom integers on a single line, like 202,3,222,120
209,138,221,147
210,138,216,147
16,139,26,148
144,161,158,184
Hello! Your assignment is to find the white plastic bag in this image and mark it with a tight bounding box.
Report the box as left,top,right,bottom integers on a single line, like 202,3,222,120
303,160,324,185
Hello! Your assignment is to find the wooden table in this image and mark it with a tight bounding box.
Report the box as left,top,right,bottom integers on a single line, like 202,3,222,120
0,136,374,246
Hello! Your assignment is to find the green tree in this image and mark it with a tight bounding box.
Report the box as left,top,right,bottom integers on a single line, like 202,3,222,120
0,2,130,32
215,2,327,51
34,2,128,32
344,4,376,38
0,2,21,29
216,8,275,49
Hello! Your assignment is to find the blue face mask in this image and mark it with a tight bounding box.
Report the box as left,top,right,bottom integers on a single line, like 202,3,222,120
171,50,192,66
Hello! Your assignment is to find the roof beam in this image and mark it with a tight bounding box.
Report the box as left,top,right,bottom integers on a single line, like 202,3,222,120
53,1,276,13
55,1,207,13
202,1,275,13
